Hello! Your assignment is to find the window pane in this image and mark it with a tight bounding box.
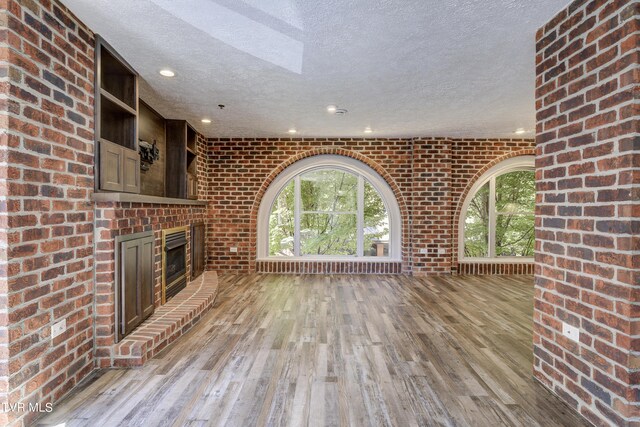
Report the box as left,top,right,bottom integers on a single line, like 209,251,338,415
300,169,357,212
363,181,389,256
464,182,489,257
495,170,535,213
300,213,357,255
496,214,535,257
268,180,295,256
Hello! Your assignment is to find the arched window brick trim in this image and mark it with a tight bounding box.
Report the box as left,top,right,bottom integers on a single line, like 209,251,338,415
454,151,535,266
250,149,408,272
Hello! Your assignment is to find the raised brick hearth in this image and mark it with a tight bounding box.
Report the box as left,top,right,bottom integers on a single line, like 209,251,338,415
113,271,219,367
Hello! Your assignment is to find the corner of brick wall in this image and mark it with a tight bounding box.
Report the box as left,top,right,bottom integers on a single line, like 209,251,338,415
0,0,96,425
534,0,638,424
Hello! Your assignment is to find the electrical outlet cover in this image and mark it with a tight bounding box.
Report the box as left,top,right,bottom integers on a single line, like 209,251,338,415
51,319,66,339
562,322,580,343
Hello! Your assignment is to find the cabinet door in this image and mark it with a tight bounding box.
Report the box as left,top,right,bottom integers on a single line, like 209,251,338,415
121,240,141,336
123,146,141,193
120,235,155,339
187,173,197,199
140,236,155,319
191,223,205,279
100,140,124,191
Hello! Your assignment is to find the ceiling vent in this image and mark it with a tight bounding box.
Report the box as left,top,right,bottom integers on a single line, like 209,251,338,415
334,108,348,115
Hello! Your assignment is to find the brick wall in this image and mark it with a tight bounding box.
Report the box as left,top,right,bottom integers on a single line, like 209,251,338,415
411,139,452,274
0,1,95,425
205,137,535,275
533,0,638,425
204,139,414,272
93,202,207,368
0,0,212,424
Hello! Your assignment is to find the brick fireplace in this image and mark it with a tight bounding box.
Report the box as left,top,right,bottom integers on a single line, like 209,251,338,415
93,201,207,367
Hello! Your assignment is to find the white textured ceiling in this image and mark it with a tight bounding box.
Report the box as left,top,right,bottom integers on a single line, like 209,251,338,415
61,0,568,138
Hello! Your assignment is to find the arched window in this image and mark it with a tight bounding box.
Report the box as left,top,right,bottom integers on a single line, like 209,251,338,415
459,156,535,260
257,155,401,260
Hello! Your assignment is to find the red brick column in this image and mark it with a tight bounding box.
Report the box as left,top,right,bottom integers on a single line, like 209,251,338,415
0,1,95,425
411,138,452,274
533,0,638,424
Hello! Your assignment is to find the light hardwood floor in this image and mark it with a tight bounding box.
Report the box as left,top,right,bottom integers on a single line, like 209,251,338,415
38,274,586,426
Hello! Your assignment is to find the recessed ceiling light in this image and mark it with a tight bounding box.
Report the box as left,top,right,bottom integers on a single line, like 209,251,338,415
288,129,297,134
364,127,373,134
201,119,211,124
326,105,337,113
159,69,175,77
514,128,527,135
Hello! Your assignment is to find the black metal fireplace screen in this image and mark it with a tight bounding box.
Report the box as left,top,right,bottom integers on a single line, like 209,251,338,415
164,230,187,300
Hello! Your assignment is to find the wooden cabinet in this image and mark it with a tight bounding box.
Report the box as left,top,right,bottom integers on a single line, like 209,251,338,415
99,139,125,192
99,139,140,193
166,120,198,199
186,127,198,199
95,35,140,194
191,222,205,279
187,173,197,199
123,148,141,193
94,37,201,201
117,232,154,340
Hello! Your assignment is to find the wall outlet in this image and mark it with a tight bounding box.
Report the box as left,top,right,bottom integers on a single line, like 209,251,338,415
51,319,66,339
419,248,428,254
230,247,238,253
562,322,580,343
438,248,446,254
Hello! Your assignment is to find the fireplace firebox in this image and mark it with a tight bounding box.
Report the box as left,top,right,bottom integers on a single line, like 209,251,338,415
162,227,188,302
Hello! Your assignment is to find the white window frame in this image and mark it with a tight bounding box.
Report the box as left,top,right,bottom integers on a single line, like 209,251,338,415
257,155,401,261
458,156,535,263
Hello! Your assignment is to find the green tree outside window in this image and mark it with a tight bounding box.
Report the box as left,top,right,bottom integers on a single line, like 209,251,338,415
464,170,535,258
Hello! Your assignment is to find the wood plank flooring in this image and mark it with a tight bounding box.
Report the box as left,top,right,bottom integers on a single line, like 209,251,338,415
37,274,586,426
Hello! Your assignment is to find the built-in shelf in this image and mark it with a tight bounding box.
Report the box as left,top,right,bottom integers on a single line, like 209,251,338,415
93,192,207,206
95,36,200,202
166,120,199,200
96,35,140,193
101,88,137,116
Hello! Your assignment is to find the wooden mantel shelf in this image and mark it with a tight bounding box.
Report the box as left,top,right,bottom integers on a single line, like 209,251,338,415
93,192,207,206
